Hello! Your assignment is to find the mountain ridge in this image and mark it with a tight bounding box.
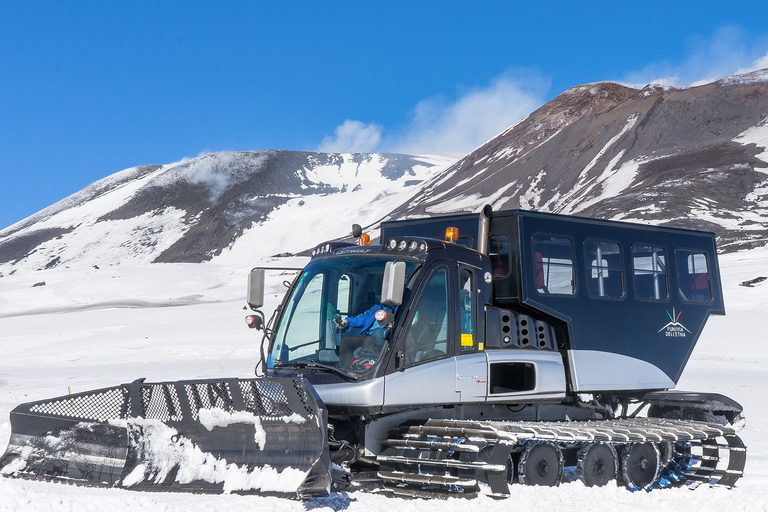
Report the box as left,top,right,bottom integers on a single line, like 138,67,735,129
2,70,768,273
0,151,452,272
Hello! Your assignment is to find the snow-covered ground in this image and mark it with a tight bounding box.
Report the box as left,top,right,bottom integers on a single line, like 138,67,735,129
1,248,767,511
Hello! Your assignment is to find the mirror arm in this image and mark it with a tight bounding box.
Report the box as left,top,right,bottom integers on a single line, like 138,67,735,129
395,350,405,371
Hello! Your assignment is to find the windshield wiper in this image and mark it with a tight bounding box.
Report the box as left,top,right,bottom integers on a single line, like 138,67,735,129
274,360,359,381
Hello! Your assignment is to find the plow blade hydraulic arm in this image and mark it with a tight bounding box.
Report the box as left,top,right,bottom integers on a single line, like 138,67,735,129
0,377,331,497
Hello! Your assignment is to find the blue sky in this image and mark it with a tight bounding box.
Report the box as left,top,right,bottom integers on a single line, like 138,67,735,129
2,1,768,230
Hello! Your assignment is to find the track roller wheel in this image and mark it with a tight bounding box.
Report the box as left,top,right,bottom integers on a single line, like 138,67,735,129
517,442,563,486
620,442,661,490
658,440,674,466
576,443,618,487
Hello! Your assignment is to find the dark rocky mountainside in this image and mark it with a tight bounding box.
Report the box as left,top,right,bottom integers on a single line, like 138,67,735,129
390,70,768,252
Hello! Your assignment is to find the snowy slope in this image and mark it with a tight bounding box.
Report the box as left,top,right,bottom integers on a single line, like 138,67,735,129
0,151,453,274
0,249,767,511
214,153,453,266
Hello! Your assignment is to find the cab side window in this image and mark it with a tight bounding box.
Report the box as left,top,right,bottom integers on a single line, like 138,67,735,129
404,267,449,365
336,274,351,315
677,250,712,303
459,268,476,351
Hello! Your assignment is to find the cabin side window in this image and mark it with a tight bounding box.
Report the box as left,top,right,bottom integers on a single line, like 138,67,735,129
585,240,624,299
490,233,520,301
532,236,575,296
676,250,713,303
632,245,669,301
489,235,511,278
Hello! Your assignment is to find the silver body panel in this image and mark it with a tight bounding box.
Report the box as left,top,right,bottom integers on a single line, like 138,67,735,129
384,357,459,406
313,378,384,408
314,350,567,409
455,352,489,402
567,349,675,391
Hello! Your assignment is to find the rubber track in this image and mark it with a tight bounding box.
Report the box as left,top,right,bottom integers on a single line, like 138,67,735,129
375,417,746,495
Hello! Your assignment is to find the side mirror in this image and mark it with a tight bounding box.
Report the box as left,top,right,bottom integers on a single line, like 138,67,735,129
381,261,405,307
247,268,265,309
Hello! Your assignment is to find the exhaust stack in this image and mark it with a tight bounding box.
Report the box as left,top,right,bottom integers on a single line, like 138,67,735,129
477,204,493,255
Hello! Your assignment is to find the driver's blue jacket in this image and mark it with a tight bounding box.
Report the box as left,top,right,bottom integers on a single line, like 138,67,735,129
346,303,388,336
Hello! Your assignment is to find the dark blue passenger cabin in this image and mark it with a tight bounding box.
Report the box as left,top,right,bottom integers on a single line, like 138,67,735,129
381,209,724,393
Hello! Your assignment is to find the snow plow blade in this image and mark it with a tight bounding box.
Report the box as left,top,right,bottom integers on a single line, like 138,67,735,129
0,377,331,497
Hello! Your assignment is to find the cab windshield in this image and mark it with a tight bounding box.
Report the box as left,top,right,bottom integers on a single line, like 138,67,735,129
268,256,417,372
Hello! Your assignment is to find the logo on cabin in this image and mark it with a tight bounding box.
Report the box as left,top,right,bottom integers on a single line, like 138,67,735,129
658,308,692,338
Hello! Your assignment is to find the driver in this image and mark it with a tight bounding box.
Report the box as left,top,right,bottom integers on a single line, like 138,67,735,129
336,302,392,368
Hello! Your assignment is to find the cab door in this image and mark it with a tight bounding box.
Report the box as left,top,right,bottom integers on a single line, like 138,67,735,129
454,265,488,402
383,264,459,407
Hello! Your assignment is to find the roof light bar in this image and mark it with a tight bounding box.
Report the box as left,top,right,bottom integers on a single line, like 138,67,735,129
384,238,427,253
311,243,333,257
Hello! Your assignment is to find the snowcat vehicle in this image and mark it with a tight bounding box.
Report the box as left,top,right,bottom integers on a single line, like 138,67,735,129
0,207,746,497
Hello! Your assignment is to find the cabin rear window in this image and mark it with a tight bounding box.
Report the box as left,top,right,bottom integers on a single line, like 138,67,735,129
676,250,712,303
532,236,575,295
